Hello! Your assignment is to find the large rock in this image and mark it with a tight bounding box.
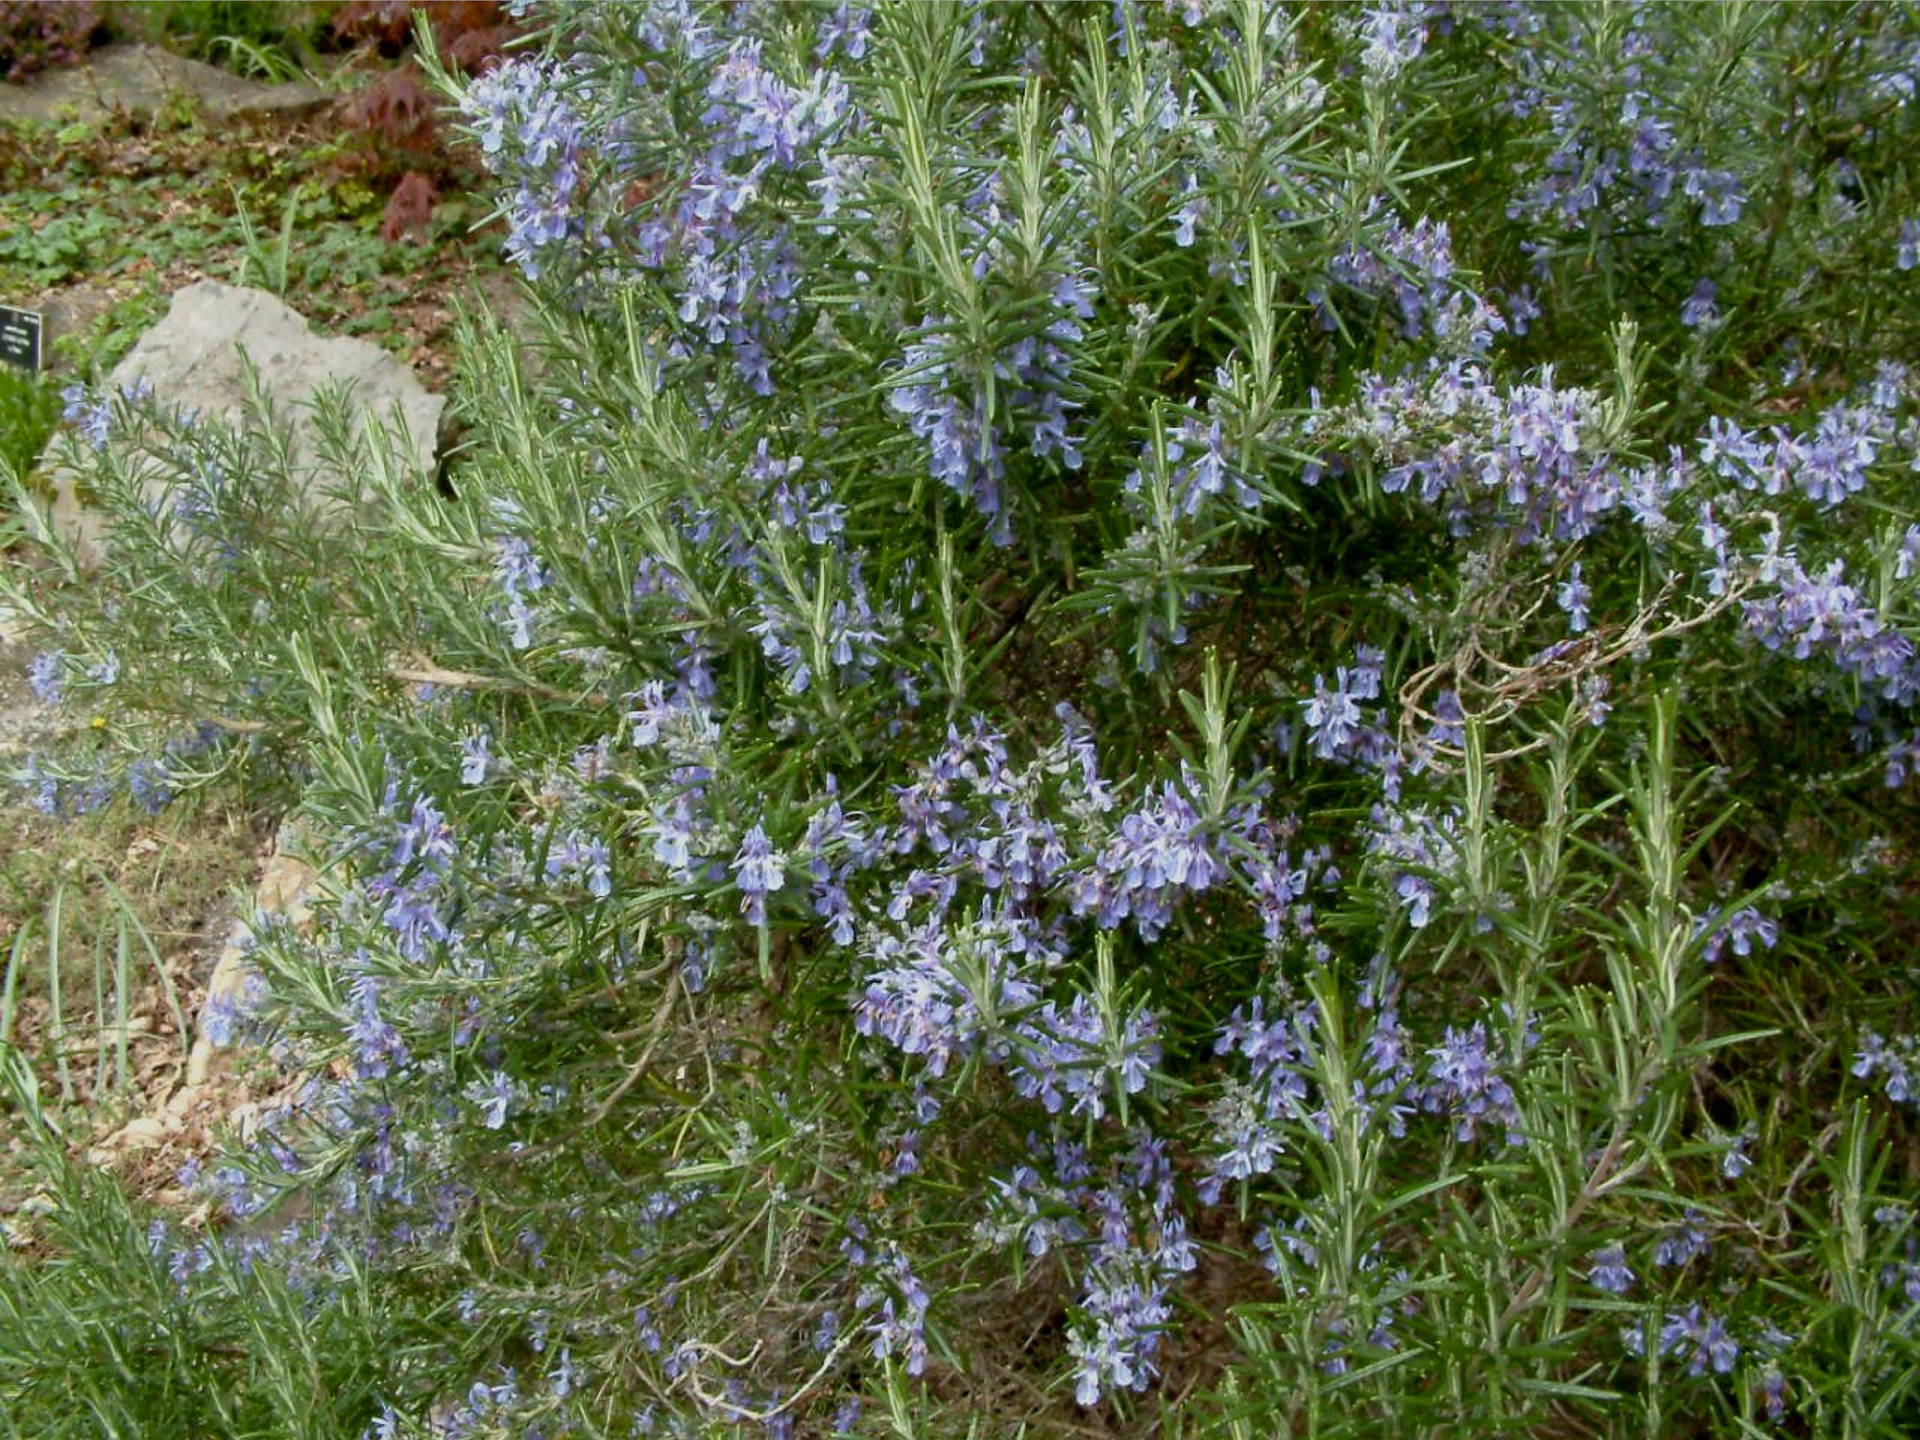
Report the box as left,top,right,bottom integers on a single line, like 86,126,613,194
0,43,327,130
109,279,443,471
46,279,444,562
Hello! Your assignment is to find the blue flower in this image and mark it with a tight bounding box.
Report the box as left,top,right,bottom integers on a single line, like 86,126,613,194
26,650,64,706
1660,1304,1739,1375
1556,561,1591,633
128,758,173,815
475,1070,513,1129
1685,166,1745,226
458,730,491,786
1357,3,1430,83
347,970,410,1080
1420,1021,1523,1145
1680,278,1720,328
1855,1031,1918,1106
60,383,112,451
1654,1211,1709,1267
1588,1243,1635,1294
1172,175,1203,247
731,823,786,923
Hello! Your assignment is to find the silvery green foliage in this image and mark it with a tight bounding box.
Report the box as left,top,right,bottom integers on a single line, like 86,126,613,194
11,2,1920,1435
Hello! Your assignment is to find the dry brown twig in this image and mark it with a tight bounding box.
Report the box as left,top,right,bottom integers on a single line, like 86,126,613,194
1398,574,1755,769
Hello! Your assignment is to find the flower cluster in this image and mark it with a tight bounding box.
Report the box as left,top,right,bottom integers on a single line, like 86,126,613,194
1658,1305,1741,1377
1492,9,1749,239
1855,1031,1919,1107
1742,554,1918,705
17,4,1920,1434
1315,361,1620,547
461,59,601,282
1417,1020,1524,1147
1202,993,1316,1199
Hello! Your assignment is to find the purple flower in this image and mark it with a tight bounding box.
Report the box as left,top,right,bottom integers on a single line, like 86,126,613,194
61,383,112,451
1894,524,1920,582
548,830,613,900
1588,1243,1635,1294
890,329,1008,537
1680,278,1720,328
26,650,64,706
1684,165,1745,226
127,758,173,815
1331,362,1618,545
459,731,491,786
1172,176,1203,247
474,1070,513,1129
816,4,871,60
1169,413,1252,514
1855,1031,1918,1106
1304,670,1366,759
1655,1212,1709,1268
651,789,704,881
1357,4,1430,85
1897,219,1918,271
382,881,450,962
1420,1021,1522,1145
1009,996,1160,1122
1743,555,1916,701
849,1233,930,1376
731,823,786,924
493,535,550,649
390,794,455,875
1366,803,1461,929
855,910,1047,1077
1068,777,1224,939
201,988,240,1048
1070,1268,1170,1404
461,59,602,282
347,970,410,1080
1427,690,1466,750
1556,561,1591,633
812,1310,840,1351
1761,1367,1787,1421
1695,905,1779,963
1660,1304,1739,1375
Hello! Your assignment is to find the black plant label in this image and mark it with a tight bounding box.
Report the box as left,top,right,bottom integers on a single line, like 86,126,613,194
0,306,42,372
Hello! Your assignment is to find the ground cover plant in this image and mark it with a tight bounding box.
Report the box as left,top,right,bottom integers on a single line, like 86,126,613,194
4,1,1920,1436
0,3,514,402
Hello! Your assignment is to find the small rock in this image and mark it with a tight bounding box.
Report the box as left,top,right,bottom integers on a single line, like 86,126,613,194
185,826,319,1087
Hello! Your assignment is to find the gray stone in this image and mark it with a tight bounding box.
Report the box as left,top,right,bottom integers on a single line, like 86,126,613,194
0,44,327,130
42,280,444,564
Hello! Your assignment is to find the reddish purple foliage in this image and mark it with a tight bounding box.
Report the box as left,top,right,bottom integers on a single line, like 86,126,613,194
0,0,104,84
381,168,438,242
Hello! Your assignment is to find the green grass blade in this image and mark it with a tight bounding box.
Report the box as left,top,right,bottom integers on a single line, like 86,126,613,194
91,923,107,1100
102,880,190,1074
46,883,70,1104
0,914,31,1047
113,912,133,1098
